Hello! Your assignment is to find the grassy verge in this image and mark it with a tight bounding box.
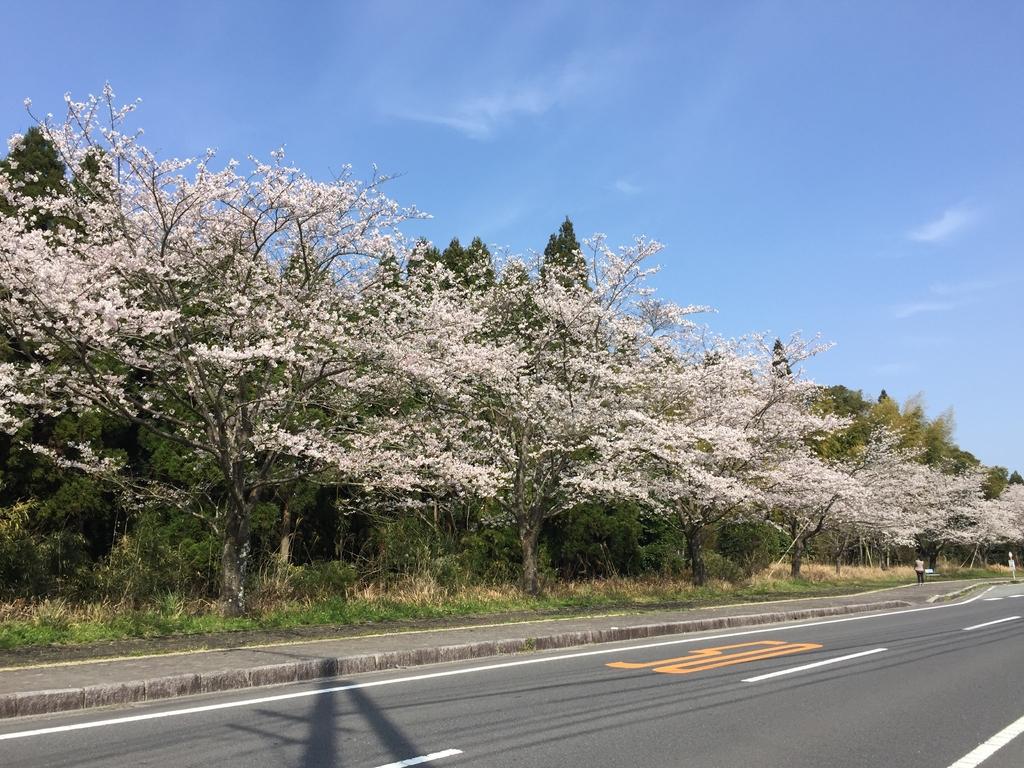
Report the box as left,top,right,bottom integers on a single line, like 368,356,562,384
0,563,1009,651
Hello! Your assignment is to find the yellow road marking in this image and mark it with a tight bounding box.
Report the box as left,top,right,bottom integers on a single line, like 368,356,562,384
607,640,822,675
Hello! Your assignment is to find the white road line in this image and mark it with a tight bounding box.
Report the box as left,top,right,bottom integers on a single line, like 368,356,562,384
373,748,462,768
982,597,1003,601
740,648,887,683
946,712,1024,768
0,585,998,742
962,616,1020,632
1008,594,1024,598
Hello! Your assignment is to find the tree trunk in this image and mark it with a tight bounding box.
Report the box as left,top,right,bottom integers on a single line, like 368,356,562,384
927,550,938,571
277,500,293,566
791,539,804,578
520,522,542,596
220,498,253,617
686,525,707,587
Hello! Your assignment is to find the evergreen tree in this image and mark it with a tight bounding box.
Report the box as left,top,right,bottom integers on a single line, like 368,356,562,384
0,127,67,231
1,127,129,594
771,339,792,378
409,237,495,291
1009,470,1023,485
878,389,890,403
463,236,496,288
406,238,440,282
982,466,1009,500
440,237,468,276
540,216,588,288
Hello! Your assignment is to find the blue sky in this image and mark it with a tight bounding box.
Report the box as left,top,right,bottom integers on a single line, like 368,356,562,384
2,1,1021,470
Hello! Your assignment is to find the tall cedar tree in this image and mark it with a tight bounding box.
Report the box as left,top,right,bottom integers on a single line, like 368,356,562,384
771,339,792,378
0,127,67,231
540,217,588,289
409,237,495,290
441,237,495,289
0,128,124,581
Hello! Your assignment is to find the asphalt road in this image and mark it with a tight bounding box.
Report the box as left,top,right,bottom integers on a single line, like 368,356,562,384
2,583,1023,768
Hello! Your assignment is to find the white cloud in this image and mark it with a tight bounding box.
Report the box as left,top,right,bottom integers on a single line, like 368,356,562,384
613,179,642,196
393,65,588,141
891,273,1005,319
892,300,959,319
398,87,557,140
928,277,1001,296
907,205,977,243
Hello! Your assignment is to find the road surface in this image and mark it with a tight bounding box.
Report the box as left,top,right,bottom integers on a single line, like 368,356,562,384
2,583,1022,768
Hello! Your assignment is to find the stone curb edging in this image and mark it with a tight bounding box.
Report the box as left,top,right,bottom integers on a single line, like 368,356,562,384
0,599,909,720
925,580,1007,604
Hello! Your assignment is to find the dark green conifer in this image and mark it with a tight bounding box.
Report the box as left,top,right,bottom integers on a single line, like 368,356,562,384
771,339,792,378
540,216,587,289
0,127,67,231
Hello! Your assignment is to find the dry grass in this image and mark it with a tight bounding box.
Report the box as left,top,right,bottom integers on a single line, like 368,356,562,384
751,563,895,585
0,561,1009,650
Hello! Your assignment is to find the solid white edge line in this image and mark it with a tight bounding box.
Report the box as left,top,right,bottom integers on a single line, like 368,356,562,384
740,647,887,683
962,616,1020,631
946,712,1024,768
0,584,998,742
373,748,463,768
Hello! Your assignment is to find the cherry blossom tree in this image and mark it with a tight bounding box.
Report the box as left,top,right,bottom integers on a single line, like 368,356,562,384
903,464,987,569
581,333,836,585
0,88,458,614
760,449,863,577
415,236,693,594
986,483,1024,551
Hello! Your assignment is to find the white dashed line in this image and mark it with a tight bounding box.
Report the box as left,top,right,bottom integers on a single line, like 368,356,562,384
741,648,887,683
962,616,1020,632
946,712,1024,768
373,748,463,768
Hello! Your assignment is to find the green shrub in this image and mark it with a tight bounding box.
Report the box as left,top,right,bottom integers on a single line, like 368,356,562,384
365,516,435,582
717,521,787,576
545,504,643,578
458,526,521,584
0,503,53,597
638,515,688,576
267,561,358,601
701,550,744,582
93,510,219,603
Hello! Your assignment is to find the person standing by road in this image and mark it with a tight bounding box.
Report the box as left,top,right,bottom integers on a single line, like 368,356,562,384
914,557,925,584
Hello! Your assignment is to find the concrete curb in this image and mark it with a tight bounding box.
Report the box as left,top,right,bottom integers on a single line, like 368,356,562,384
0,599,910,720
925,580,1006,604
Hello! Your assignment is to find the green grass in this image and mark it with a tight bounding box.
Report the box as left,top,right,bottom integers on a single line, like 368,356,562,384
0,566,1007,652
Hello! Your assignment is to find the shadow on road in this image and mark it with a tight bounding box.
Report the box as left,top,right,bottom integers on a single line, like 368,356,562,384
229,679,426,767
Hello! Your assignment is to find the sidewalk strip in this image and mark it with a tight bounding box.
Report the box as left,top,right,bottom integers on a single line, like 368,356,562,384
741,648,887,683
962,616,1020,632
373,748,462,767
946,712,1024,768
